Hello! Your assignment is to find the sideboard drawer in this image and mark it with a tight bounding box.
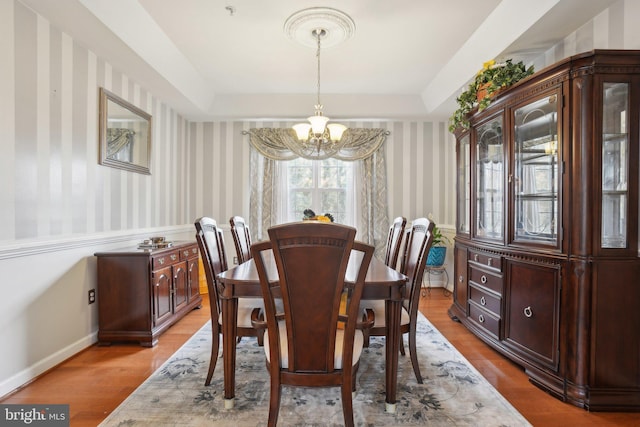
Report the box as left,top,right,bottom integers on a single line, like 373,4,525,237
180,245,199,260
469,284,501,316
152,250,180,270
469,249,502,272
469,266,503,295
469,302,500,339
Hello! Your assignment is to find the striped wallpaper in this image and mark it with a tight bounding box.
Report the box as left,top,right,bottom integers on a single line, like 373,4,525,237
2,0,194,246
4,0,640,251
1,0,457,252
2,0,640,400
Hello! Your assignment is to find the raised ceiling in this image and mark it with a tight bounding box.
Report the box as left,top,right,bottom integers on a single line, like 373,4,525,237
22,0,617,121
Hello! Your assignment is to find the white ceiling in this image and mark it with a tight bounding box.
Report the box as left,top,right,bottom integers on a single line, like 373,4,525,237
22,0,617,121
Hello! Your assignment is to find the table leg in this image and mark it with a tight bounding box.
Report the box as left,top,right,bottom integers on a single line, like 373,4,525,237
384,298,401,413
222,296,238,408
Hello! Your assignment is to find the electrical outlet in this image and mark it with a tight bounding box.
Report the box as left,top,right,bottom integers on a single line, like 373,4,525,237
88,289,96,304
233,256,238,265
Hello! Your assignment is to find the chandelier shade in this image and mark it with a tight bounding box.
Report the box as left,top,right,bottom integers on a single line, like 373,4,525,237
327,123,347,141
292,123,311,140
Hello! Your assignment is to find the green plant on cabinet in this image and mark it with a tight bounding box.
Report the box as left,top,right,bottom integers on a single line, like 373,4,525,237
449,59,535,133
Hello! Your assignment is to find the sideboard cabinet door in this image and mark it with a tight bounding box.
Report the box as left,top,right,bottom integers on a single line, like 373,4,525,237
450,244,468,319
172,261,189,313
511,91,561,248
503,259,560,372
152,265,173,328
474,115,505,243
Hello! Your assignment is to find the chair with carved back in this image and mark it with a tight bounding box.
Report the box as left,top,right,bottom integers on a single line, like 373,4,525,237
250,222,374,427
360,217,434,383
229,215,252,264
384,216,407,270
194,216,265,386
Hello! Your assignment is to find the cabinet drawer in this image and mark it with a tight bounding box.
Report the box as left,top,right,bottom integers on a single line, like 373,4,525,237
469,284,501,316
180,245,199,261
469,266,503,295
469,249,501,271
152,250,180,270
469,303,500,339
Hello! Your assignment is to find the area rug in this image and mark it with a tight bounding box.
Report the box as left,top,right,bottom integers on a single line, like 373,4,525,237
100,312,531,426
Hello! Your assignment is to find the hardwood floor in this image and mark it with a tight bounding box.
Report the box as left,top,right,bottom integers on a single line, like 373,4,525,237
2,290,638,426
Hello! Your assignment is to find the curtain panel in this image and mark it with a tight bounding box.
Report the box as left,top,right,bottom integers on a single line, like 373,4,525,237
106,128,135,158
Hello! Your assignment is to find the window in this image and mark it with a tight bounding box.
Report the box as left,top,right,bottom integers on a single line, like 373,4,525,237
284,157,355,225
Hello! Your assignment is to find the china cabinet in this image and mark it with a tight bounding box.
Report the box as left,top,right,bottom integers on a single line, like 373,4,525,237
450,50,640,411
95,241,202,347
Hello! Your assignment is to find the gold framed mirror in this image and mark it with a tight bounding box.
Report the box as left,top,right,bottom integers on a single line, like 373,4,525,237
99,88,152,174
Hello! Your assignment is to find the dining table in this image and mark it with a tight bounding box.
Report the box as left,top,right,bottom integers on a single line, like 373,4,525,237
216,249,408,414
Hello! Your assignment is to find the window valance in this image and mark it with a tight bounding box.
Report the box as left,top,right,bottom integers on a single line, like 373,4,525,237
244,128,389,161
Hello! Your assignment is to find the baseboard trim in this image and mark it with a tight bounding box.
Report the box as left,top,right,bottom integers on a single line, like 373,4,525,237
0,331,98,399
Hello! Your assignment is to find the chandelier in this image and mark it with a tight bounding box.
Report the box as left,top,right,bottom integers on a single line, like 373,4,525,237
243,7,389,161
291,27,348,158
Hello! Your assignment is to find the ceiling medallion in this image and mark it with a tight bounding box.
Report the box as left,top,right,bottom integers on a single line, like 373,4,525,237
283,7,355,49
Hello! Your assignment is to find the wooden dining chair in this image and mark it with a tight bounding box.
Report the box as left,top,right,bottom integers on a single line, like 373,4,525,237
384,216,406,270
229,215,252,264
361,217,434,383
396,228,408,274
250,222,374,427
194,216,265,386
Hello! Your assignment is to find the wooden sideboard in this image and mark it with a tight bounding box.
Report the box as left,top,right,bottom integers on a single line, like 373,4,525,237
95,241,202,347
450,50,640,411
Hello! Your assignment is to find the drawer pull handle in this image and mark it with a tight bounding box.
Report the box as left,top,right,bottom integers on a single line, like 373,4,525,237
478,314,485,323
474,254,479,261
458,275,464,283
480,275,487,284
487,258,493,266
480,296,486,306
171,254,177,261
524,306,533,318
158,258,165,265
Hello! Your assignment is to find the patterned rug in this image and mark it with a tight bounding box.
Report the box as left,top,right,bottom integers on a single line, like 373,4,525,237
100,312,531,426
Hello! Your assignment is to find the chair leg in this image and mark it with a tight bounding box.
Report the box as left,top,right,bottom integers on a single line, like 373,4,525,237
399,334,406,356
362,329,370,348
256,327,265,346
408,327,423,384
341,381,355,427
267,378,281,427
351,362,359,392
205,329,220,386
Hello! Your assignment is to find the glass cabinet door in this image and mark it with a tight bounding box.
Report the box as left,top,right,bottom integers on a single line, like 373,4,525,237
457,133,471,235
475,117,504,240
512,94,560,245
601,82,629,248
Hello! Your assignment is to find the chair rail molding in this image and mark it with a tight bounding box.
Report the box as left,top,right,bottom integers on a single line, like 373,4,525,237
0,225,194,260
